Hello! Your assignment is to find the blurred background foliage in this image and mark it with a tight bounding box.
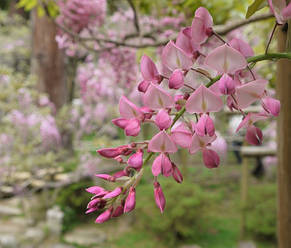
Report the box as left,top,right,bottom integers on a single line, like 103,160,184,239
0,0,278,248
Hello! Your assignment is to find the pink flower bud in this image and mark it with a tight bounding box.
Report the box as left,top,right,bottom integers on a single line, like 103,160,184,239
114,156,124,163
95,208,112,223
246,125,263,146
103,187,123,199
154,182,166,213
112,204,124,218
124,187,136,213
112,118,129,129
97,148,122,158
138,80,150,93
155,109,172,130
262,97,280,116
195,114,215,137
95,174,116,182
86,186,106,195
152,153,173,177
169,69,184,89
124,119,141,137
202,148,220,169
218,74,235,95
128,150,143,170
172,163,183,183
113,170,128,178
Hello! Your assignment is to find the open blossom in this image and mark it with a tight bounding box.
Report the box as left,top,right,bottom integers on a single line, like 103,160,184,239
86,5,280,223
268,0,291,24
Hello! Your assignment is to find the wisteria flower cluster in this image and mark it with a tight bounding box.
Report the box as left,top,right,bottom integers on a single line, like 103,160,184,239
86,7,281,223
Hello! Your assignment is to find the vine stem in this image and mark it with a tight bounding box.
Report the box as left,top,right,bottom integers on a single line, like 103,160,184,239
142,52,291,166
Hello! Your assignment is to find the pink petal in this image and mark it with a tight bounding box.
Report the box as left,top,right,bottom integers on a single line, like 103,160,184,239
124,118,141,137
119,96,142,119
138,80,150,93
191,7,213,44
268,0,286,24
154,182,166,213
152,154,162,176
246,125,263,146
148,130,178,153
262,97,281,116
112,118,129,129
202,148,220,169
218,74,236,95
229,38,254,58
205,44,247,75
127,150,143,170
95,174,115,182
97,147,122,158
185,84,223,113
235,79,268,109
124,187,136,213
95,208,112,223
169,69,184,89
140,55,160,82
143,83,175,110
162,41,193,71
86,186,106,195
172,163,183,183
195,114,215,137
282,2,291,20
155,109,172,130
176,27,199,57
236,113,268,132
171,122,193,148
103,187,123,199
160,153,173,177
189,133,217,154
112,205,124,218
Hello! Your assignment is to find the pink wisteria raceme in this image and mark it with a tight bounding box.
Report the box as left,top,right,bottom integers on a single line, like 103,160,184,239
86,7,281,223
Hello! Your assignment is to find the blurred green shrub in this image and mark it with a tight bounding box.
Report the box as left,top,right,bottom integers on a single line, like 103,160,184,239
135,178,219,246
55,181,93,232
246,183,276,239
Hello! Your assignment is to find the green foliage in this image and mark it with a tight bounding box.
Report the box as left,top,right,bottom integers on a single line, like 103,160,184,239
246,0,268,18
55,181,94,232
246,183,277,239
135,178,220,246
17,0,59,17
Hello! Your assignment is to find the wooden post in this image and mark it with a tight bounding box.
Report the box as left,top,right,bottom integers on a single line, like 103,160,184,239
239,154,249,240
31,10,67,110
277,22,291,248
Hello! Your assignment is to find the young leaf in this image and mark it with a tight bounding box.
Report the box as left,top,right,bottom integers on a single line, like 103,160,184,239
246,0,267,19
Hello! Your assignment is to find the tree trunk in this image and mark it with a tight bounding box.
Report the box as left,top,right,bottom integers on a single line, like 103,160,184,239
277,22,291,248
31,10,67,110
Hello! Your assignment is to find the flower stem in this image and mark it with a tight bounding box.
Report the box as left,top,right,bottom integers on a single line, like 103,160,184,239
265,22,278,54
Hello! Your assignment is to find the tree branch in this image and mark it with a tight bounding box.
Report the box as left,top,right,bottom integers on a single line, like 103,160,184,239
215,13,274,35
127,0,140,35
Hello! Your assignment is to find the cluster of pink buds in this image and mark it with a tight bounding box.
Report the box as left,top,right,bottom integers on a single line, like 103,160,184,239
86,7,281,223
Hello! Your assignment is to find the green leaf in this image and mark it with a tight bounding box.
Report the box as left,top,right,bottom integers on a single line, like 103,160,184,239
246,0,267,19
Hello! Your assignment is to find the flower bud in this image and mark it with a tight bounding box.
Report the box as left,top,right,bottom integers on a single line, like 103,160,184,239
218,74,235,95
202,148,220,169
103,187,123,199
95,208,112,223
124,187,136,213
127,150,143,170
155,109,172,130
246,125,263,146
262,97,280,116
169,69,184,89
154,182,166,213
172,163,183,183
195,114,215,137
